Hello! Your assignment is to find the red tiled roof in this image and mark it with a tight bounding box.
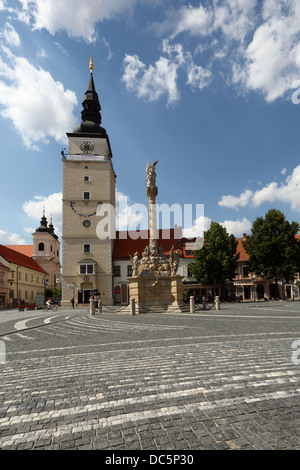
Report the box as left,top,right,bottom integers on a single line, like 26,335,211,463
5,245,33,257
236,237,249,262
113,229,181,259
0,245,47,274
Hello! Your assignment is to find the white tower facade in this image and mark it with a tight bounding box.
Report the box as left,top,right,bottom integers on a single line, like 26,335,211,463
61,60,116,307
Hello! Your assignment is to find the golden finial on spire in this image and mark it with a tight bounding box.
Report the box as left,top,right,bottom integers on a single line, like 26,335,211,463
89,57,94,72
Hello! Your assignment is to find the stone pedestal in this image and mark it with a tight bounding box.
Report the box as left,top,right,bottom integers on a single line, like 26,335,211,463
128,274,185,313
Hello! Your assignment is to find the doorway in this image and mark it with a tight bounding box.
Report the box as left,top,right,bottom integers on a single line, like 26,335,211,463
244,286,251,300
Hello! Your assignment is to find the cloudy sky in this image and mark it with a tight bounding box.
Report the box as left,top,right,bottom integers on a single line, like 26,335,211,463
1,0,300,245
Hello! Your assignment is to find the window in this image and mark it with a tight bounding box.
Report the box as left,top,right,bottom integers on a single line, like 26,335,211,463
243,266,250,278
38,242,44,251
83,244,91,253
127,266,133,277
79,264,94,275
83,175,90,182
114,266,121,277
83,191,90,200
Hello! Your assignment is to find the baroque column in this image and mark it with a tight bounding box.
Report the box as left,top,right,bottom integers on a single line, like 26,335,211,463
146,161,158,254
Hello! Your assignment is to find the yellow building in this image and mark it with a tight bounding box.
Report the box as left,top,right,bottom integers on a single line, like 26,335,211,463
0,245,47,307
61,60,116,307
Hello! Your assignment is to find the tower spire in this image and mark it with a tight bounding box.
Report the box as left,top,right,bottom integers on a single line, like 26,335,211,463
73,57,106,135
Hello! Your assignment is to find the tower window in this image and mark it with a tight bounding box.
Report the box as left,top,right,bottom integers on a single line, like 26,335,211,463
83,244,91,253
83,191,90,200
79,264,94,275
83,175,90,182
38,243,44,251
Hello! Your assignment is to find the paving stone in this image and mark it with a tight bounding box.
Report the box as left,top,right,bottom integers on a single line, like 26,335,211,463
1,305,300,450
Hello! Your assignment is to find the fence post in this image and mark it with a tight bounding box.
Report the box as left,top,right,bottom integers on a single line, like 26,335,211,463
190,296,195,313
215,296,220,310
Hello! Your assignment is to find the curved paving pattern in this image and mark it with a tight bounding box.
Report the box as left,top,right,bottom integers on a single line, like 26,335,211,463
0,304,300,450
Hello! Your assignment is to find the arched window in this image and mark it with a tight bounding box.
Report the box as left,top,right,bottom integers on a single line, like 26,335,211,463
38,243,44,251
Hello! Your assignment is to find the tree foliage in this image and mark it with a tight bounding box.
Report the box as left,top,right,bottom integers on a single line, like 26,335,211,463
243,209,300,283
188,221,239,289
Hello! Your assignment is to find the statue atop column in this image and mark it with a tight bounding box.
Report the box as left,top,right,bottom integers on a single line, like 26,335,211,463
130,161,179,278
146,161,158,201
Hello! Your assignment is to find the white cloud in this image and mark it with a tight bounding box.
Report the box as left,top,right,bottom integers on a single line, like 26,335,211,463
183,214,252,238
151,0,256,42
116,190,146,231
103,37,113,61
23,227,36,234
23,193,63,224
2,22,21,47
218,189,253,209
0,56,77,148
149,0,300,103
183,215,212,239
122,52,180,105
122,40,211,104
221,217,252,237
0,229,26,245
218,165,300,212
17,0,142,43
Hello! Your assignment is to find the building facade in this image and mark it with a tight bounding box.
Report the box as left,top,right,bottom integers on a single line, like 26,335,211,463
180,234,300,301
0,262,10,308
0,245,47,307
61,61,116,307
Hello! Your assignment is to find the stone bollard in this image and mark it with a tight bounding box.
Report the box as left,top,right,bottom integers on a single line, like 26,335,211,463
98,299,102,313
130,298,136,316
202,296,206,310
89,299,95,316
190,296,195,313
215,296,220,310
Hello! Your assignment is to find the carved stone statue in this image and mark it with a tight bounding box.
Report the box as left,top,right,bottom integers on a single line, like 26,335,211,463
130,251,140,277
169,245,179,276
146,161,158,189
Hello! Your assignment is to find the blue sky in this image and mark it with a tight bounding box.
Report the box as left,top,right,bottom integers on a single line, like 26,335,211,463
1,0,300,245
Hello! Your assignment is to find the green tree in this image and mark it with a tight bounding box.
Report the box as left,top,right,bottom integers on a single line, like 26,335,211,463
188,221,239,297
243,209,300,297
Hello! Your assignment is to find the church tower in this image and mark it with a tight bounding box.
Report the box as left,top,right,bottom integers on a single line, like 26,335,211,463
32,210,61,292
61,59,116,307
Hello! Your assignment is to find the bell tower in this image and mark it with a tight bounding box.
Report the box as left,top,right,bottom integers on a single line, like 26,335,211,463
61,59,116,307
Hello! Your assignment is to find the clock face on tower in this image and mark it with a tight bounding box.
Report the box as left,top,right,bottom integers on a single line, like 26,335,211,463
70,201,102,217
80,141,94,153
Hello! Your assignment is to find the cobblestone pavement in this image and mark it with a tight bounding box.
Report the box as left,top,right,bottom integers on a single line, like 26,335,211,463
0,302,300,451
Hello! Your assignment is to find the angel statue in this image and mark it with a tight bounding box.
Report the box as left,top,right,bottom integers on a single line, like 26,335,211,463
146,161,158,190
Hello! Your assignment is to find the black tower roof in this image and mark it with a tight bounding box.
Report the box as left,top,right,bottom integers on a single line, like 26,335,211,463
73,58,107,135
